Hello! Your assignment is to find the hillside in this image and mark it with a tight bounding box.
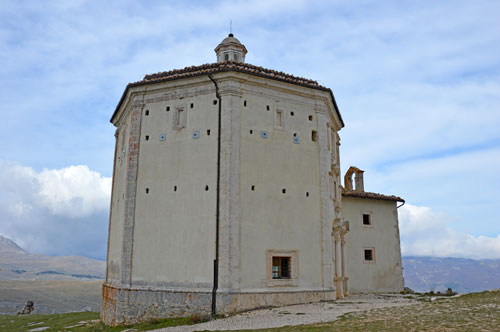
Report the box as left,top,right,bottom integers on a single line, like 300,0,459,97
402,256,500,293
0,235,105,281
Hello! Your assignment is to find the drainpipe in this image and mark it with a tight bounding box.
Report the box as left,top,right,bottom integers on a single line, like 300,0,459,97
397,201,405,209
208,73,221,318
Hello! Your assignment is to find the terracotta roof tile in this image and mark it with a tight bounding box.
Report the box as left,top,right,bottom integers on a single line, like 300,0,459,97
129,62,326,90
341,189,405,202
111,61,344,127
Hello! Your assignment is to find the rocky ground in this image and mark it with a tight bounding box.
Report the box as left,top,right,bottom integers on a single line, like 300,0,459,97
0,280,102,314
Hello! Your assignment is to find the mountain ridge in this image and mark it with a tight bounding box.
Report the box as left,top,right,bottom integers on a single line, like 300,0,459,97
402,256,500,293
0,235,104,281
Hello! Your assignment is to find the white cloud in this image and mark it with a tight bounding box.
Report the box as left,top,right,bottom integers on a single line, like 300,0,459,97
399,203,500,259
0,161,111,259
36,165,111,218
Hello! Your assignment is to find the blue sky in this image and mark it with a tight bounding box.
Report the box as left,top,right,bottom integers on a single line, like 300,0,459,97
1,0,499,260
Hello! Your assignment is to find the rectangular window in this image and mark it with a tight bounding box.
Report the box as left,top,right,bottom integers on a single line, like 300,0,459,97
312,130,318,142
364,248,375,262
267,249,298,286
363,213,372,226
272,257,291,279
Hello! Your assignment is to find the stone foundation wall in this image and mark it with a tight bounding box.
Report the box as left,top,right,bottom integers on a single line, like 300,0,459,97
100,283,336,326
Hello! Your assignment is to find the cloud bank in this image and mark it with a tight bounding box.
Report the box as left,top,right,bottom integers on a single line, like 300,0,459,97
399,204,500,259
0,161,111,259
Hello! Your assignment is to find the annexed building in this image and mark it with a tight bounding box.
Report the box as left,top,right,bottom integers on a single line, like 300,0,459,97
101,35,404,325
342,167,405,293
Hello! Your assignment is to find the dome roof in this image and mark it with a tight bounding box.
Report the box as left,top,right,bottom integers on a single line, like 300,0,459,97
220,34,242,46
214,33,247,55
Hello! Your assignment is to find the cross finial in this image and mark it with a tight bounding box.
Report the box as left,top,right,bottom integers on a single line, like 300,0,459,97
230,20,232,35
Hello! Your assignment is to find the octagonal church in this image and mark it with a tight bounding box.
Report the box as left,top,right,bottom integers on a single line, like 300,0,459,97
101,34,405,325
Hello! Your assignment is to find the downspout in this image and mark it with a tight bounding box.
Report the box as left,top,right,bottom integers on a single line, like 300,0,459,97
208,73,221,318
397,201,405,209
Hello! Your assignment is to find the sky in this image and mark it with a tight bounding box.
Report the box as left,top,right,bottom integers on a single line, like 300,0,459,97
0,0,499,260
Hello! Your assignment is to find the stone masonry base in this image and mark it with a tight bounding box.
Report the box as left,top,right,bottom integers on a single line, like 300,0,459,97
100,283,336,326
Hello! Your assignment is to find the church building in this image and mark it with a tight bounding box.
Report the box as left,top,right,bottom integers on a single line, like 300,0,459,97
101,34,405,325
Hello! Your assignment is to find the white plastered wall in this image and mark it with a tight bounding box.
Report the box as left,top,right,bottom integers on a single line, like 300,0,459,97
238,80,328,291
129,81,218,288
342,197,404,293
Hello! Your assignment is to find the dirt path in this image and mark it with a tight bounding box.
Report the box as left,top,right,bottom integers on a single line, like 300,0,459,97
155,294,417,332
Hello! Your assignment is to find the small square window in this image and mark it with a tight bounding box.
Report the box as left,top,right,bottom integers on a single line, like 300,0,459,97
309,115,313,121
145,135,149,141
363,214,372,226
290,111,294,116
267,250,298,286
224,53,229,61
145,110,149,116
166,106,170,112
272,257,291,279
364,248,375,262
190,103,194,109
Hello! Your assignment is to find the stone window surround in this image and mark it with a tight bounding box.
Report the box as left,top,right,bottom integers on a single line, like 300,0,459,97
361,211,374,228
274,108,286,130
363,247,376,263
173,105,187,130
266,249,298,287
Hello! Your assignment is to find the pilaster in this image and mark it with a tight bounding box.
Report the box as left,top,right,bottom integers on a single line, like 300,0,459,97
218,80,242,291
316,109,335,290
120,103,143,286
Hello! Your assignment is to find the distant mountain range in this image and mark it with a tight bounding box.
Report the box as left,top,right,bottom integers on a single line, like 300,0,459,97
0,235,105,281
402,256,500,293
1,236,499,293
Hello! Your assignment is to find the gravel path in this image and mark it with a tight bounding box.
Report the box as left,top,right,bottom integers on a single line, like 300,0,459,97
155,294,417,332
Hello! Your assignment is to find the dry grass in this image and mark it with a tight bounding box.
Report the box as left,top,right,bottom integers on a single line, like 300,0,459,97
232,290,500,332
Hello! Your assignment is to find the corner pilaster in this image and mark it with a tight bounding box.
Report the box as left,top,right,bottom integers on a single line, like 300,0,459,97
316,109,335,291
120,103,143,286
218,81,242,292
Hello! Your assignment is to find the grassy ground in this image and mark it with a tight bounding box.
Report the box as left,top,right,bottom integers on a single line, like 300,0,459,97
1,290,498,331
0,312,200,332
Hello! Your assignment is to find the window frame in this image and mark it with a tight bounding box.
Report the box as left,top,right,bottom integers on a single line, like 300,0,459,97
363,247,375,263
266,249,298,287
361,211,373,228
173,106,187,130
274,109,285,130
